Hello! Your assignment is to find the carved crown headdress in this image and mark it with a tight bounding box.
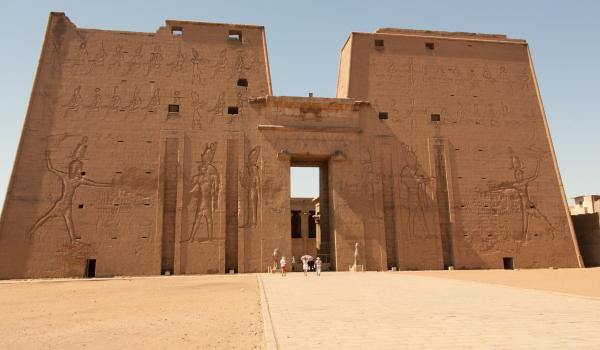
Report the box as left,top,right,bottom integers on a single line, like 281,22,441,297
200,142,217,163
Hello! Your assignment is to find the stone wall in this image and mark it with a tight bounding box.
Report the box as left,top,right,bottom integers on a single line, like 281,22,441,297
0,14,583,279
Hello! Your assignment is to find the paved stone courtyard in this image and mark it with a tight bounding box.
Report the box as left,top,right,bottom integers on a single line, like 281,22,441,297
1,271,599,349
260,272,600,349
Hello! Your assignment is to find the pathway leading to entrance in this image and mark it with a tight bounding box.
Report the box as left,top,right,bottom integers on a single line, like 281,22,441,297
259,272,600,349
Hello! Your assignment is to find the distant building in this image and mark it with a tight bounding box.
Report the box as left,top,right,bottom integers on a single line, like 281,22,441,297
570,195,600,267
570,195,600,215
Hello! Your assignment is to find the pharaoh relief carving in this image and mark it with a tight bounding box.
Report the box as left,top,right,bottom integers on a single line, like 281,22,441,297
186,143,220,242
240,146,260,228
398,144,434,239
29,136,112,243
484,149,558,241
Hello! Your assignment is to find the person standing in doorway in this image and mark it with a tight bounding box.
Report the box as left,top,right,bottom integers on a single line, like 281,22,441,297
316,257,322,276
280,256,287,276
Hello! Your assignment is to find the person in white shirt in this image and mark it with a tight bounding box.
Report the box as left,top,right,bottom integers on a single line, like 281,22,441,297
280,256,287,276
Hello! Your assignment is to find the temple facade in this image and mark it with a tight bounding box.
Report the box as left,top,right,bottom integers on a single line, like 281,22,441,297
0,13,583,278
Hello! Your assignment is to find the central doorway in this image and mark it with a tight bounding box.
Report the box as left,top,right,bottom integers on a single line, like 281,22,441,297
289,158,333,271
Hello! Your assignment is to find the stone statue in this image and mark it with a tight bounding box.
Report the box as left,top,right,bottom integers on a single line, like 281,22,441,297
351,242,359,272
270,248,280,273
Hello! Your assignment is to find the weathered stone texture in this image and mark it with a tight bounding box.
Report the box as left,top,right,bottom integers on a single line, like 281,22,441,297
0,14,582,278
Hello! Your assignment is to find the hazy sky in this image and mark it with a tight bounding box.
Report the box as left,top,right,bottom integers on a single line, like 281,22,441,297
0,0,598,204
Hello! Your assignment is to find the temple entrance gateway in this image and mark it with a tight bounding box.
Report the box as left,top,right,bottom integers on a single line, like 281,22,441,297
289,158,333,270
0,15,583,279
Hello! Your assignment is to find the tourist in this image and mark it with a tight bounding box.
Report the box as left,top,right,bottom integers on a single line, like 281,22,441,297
280,256,287,276
302,256,309,277
291,256,296,272
316,257,322,276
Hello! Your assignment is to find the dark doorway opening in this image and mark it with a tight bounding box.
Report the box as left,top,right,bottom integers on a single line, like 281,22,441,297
85,259,96,278
290,157,333,270
503,257,514,270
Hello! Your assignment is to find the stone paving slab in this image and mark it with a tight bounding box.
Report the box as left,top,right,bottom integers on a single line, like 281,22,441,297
259,272,600,349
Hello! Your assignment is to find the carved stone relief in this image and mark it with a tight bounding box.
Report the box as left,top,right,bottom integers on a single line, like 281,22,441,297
186,142,220,242
397,144,434,239
125,87,142,112
125,44,144,75
30,136,112,243
167,47,185,77
63,86,83,117
191,91,207,129
146,45,162,75
240,146,260,228
481,149,558,241
144,88,160,112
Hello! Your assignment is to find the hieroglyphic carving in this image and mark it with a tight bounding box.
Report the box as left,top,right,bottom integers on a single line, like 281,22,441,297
108,44,126,69
167,47,185,77
210,92,225,118
467,67,481,91
240,146,260,227
63,86,83,117
236,86,247,116
146,45,162,75
172,91,182,105
86,88,102,112
30,136,112,243
125,87,142,112
498,66,508,83
86,41,106,74
72,35,89,69
145,88,160,112
190,48,204,84
187,143,220,242
212,49,228,78
109,86,121,112
482,65,494,83
233,49,251,79
125,44,143,75
191,91,207,129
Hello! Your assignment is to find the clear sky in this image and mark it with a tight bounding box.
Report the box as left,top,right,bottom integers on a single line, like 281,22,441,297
0,0,599,205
